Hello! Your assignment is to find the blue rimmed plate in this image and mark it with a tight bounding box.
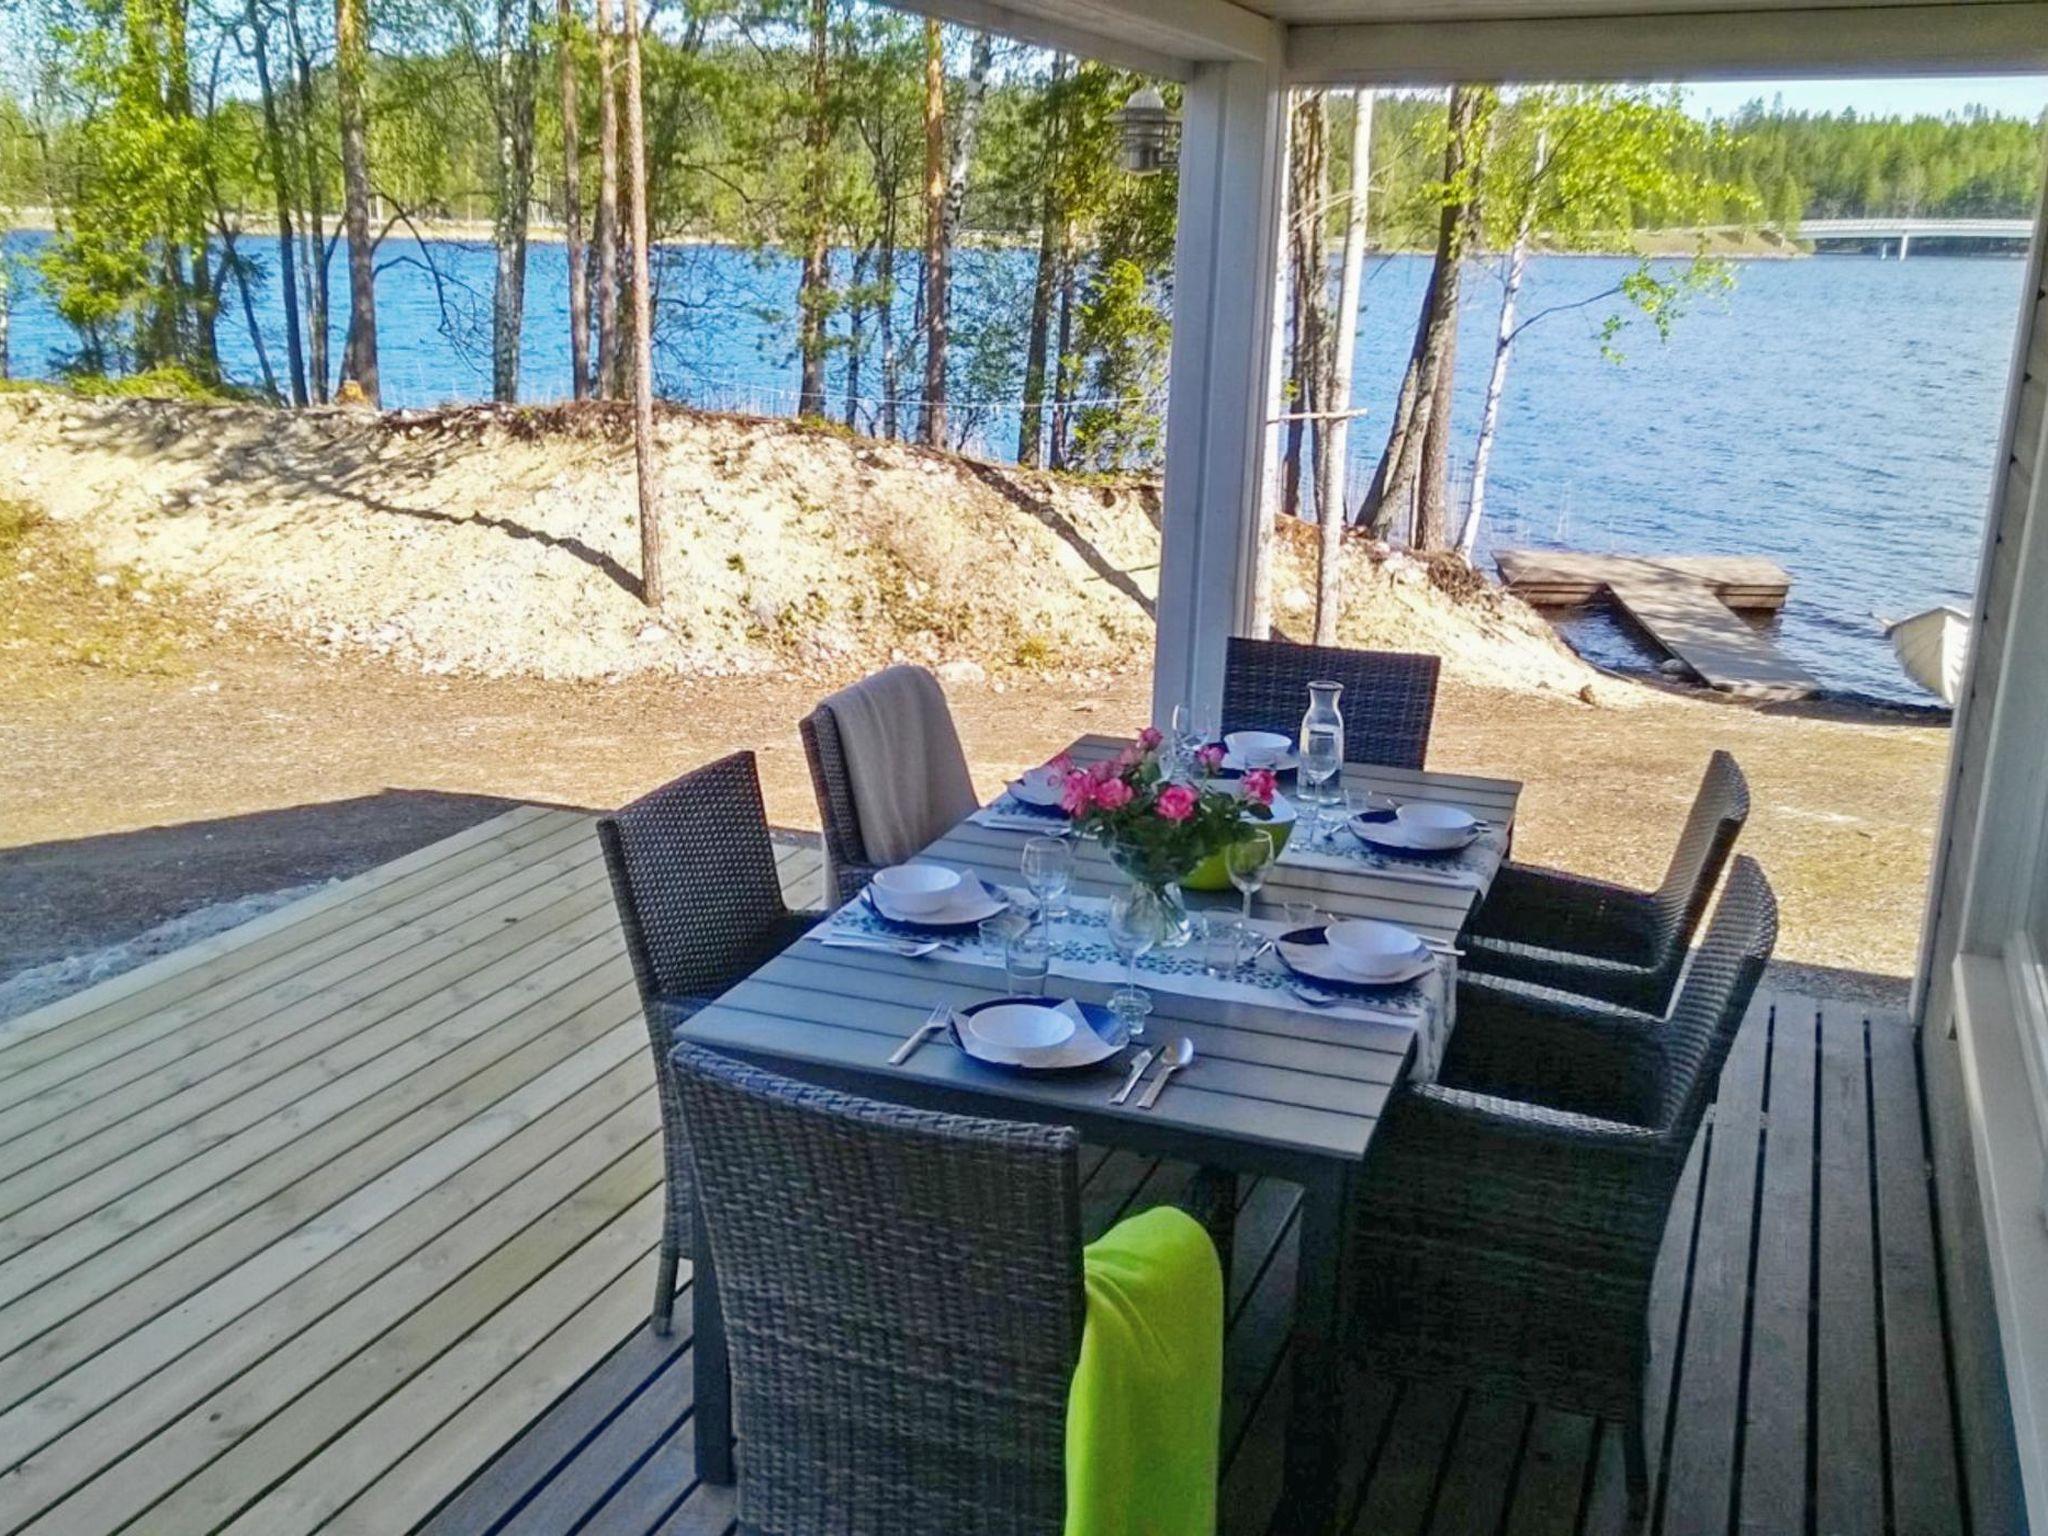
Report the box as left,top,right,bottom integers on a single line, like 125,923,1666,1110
863,875,1010,932
950,997,1128,1073
1348,815,1479,858
1274,926,1435,991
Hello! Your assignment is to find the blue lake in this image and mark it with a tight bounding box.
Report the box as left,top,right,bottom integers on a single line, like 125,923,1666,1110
4,230,2026,703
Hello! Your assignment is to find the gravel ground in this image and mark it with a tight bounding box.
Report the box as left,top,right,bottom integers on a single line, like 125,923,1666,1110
0,634,1944,1009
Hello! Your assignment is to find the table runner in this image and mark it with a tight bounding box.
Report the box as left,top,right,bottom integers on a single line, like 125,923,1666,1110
1277,810,1509,892
813,887,1453,1080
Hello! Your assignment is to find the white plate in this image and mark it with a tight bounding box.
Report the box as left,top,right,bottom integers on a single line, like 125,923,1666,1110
1276,933,1437,988
966,1002,1076,1051
1349,817,1479,855
952,998,1124,1070
1221,746,1300,775
865,877,1010,928
1007,766,1068,808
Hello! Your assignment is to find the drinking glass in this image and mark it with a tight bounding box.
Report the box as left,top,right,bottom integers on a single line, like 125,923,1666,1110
1106,885,1161,1036
979,910,1029,957
1225,830,1276,923
1004,922,1052,997
1281,899,1323,934
1300,737,1343,845
1021,836,1073,926
1199,913,1249,978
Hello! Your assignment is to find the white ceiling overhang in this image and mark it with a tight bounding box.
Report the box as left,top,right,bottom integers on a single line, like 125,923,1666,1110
889,0,2048,81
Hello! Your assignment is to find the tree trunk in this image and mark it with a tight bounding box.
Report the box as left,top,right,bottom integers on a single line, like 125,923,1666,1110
1048,226,1076,470
249,0,308,405
1016,54,1065,467
591,0,622,398
557,0,589,400
491,0,538,405
877,190,899,438
796,0,831,417
621,0,664,608
844,242,870,429
336,0,380,404
163,0,219,381
1364,85,1486,545
1315,89,1372,645
284,0,328,401
1282,93,1328,526
1460,125,1545,557
917,20,945,446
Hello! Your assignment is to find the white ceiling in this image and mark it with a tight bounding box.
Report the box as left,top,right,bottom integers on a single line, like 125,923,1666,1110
894,0,2048,81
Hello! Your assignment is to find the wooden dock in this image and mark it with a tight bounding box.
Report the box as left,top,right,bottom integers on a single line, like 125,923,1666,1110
1495,550,1817,701
1495,550,1793,611
0,806,1972,1534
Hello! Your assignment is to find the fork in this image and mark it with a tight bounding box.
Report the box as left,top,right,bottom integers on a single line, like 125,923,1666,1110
888,1005,952,1065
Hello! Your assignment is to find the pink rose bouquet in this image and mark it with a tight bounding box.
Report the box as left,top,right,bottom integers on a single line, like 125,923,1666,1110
1062,725,1277,886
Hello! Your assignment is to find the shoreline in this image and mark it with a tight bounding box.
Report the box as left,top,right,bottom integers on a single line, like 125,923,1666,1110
6,209,2019,263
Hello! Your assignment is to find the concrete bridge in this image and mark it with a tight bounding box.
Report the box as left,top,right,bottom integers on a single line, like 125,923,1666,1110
1795,216,2034,257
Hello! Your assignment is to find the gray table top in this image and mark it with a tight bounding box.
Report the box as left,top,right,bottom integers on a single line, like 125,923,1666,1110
677,735,1522,1174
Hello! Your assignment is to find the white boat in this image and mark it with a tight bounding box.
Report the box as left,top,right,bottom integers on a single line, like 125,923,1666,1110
1883,606,1971,704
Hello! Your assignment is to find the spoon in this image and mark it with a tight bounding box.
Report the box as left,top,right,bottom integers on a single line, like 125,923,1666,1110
1137,1037,1195,1110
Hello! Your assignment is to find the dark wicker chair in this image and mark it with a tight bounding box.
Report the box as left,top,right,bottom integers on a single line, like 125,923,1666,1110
1220,637,1441,770
672,1043,1085,1536
1351,856,1778,1519
1464,750,1750,1015
596,751,819,1335
797,698,879,906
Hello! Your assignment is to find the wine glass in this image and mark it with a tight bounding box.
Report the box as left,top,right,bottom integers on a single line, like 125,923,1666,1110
1021,836,1073,928
1299,729,1343,844
1225,830,1275,924
1106,885,1161,1038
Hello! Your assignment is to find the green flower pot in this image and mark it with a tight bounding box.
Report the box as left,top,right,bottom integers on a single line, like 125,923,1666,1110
1183,802,1297,891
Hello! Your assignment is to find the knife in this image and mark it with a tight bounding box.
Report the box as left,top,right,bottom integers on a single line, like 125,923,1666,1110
1110,1048,1156,1105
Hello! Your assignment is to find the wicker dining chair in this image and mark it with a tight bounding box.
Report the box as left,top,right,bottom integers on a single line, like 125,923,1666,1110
797,698,879,906
1351,856,1778,1520
1220,637,1441,770
672,1043,1086,1536
1464,750,1750,1015
596,751,820,1335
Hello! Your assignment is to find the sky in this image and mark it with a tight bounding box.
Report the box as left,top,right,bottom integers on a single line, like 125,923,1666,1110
1674,74,2048,121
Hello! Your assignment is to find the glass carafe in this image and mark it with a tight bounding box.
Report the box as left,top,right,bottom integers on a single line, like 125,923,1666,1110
1299,680,1345,819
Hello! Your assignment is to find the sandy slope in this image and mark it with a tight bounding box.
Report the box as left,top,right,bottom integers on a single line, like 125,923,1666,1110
0,392,1607,696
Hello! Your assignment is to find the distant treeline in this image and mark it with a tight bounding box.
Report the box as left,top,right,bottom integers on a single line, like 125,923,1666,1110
2,72,2041,245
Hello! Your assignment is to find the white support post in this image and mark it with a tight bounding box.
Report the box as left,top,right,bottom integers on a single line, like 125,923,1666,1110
1151,54,1287,727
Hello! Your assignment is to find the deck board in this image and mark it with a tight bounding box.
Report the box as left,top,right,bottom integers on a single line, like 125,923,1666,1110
0,811,1972,1535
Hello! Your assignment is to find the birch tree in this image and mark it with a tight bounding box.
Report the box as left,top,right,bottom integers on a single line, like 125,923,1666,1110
335,0,379,403
1315,90,1371,644
557,0,588,400
621,0,663,607
591,0,621,397
1458,87,1740,554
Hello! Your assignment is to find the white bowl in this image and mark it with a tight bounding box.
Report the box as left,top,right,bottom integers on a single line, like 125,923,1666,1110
871,864,963,916
1393,802,1478,850
1324,919,1426,980
1224,730,1291,768
1009,764,1068,807
967,1003,1076,1051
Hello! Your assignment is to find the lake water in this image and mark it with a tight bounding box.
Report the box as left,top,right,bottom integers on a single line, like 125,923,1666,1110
4,230,2027,704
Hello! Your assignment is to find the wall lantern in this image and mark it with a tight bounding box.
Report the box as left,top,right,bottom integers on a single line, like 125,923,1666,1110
1114,84,1178,175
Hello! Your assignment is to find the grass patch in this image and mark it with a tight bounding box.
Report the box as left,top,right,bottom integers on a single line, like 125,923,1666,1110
0,498,197,676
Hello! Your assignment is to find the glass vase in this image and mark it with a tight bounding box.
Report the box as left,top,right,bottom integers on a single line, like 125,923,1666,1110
1102,839,1195,949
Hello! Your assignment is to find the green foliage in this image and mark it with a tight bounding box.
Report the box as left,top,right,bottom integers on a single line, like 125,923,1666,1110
1069,257,1169,470
65,362,244,399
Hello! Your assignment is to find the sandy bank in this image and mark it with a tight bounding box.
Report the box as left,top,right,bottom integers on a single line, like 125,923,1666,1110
0,392,1609,699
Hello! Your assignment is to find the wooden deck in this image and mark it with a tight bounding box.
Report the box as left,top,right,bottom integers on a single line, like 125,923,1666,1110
1494,551,1817,701
0,808,1971,1534
1495,551,1795,612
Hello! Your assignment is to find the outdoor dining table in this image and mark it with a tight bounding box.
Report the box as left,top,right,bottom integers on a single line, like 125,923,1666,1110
677,733,1523,1531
